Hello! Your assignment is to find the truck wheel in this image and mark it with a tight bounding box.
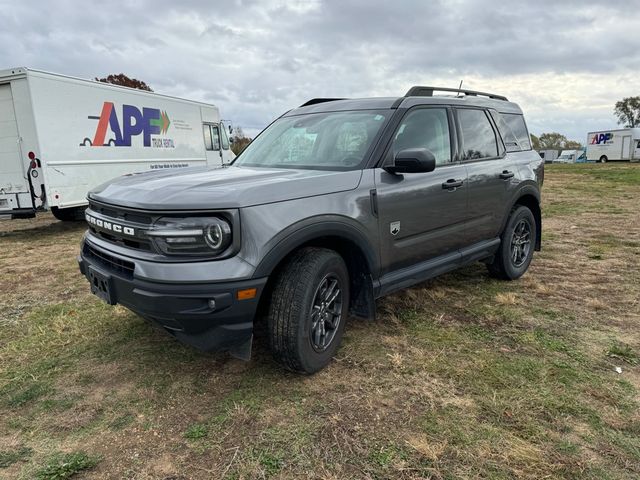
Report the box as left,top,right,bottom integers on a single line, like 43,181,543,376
51,206,86,222
488,205,536,280
267,247,349,374
599,155,608,163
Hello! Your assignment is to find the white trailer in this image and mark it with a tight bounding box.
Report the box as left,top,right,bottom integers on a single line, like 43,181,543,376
586,128,640,163
0,67,234,220
537,149,559,163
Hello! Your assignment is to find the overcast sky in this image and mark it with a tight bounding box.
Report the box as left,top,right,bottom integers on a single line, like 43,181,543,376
2,0,639,141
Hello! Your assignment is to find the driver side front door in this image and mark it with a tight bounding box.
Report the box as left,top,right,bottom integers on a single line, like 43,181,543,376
374,106,468,284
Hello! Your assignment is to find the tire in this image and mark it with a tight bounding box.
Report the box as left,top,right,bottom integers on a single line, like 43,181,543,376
267,247,349,374
488,205,536,280
51,206,86,222
599,155,608,163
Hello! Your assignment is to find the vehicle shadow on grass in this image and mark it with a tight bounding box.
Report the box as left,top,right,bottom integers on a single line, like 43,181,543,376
0,218,86,240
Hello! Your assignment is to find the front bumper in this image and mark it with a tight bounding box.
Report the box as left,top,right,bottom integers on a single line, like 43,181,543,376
78,237,267,354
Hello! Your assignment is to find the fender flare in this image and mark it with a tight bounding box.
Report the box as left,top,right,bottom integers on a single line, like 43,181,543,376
501,182,542,248
252,217,379,279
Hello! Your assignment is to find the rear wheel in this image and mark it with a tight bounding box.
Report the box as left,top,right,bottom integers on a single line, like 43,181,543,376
599,155,608,163
267,247,349,374
51,206,86,222
488,205,536,280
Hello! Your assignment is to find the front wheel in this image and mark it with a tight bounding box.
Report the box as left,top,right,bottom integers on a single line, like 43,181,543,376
599,155,608,163
488,206,536,280
267,247,349,374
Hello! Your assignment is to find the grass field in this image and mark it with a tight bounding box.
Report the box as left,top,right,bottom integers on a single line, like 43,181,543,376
1,163,639,479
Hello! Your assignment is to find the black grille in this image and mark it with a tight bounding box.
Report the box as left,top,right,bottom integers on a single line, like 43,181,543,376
89,227,153,251
87,200,154,252
83,242,135,279
88,200,153,224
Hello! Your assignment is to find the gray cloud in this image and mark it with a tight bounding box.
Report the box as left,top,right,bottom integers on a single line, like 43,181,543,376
1,0,638,139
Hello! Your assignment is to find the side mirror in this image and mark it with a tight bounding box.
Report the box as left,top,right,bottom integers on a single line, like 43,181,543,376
384,148,436,174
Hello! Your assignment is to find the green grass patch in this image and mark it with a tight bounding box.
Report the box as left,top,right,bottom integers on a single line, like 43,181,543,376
0,446,32,468
34,451,100,479
607,343,639,365
184,423,209,440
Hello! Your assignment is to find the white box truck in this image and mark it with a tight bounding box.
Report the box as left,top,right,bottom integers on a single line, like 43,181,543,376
0,67,234,220
586,128,640,163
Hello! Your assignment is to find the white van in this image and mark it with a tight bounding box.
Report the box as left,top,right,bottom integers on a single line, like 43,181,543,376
554,149,586,164
0,67,234,220
586,128,640,163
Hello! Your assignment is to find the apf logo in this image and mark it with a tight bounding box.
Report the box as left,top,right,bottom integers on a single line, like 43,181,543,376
80,102,170,147
590,132,613,145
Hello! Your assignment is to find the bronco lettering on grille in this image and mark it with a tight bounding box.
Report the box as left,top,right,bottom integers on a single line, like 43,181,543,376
86,213,135,236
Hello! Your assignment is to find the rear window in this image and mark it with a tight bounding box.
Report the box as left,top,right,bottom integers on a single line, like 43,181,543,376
501,113,531,150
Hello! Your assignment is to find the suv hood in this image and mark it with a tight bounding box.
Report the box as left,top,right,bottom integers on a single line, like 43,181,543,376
89,166,363,210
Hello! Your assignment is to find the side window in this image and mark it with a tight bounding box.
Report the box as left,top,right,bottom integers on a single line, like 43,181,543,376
203,124,213,151
391,108,451,166
458,109,499,160
203,124,221,151
220,122,230,150
211,125,221,151
490,111,520,152
502,113,532,150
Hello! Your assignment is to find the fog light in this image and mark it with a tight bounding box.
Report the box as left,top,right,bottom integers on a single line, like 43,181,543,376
208,299,217,310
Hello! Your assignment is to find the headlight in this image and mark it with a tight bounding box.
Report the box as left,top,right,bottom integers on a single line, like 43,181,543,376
146,217,232,256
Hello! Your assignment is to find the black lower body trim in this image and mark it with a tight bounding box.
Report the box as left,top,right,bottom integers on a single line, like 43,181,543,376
376,238,500,297
78,252,267,353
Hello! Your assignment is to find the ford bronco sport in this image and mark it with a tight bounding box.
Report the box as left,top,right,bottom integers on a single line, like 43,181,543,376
79,86,543,374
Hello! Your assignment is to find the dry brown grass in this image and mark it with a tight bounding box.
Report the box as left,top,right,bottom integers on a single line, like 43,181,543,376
1,163,639,479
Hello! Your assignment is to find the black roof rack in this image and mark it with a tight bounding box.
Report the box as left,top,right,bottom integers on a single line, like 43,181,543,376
405,86,508,101
299,98,346,107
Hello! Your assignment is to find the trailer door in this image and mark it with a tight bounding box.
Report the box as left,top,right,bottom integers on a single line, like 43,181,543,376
622,136,632,160
202,123,223,166
0,83,29,213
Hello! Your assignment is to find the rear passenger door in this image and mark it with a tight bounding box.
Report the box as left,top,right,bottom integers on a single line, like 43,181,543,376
374,107,468,275
457,108,518,245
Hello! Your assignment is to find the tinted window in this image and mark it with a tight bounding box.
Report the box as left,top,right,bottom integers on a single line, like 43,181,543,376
490,111,520,152
458,109,498,160
391,108,451,166
502,113,531,150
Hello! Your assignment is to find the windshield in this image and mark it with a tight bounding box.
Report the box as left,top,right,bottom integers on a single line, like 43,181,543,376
233,110,389,170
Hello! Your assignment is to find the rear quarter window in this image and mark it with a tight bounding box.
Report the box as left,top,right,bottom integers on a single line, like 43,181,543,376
501,113,532,150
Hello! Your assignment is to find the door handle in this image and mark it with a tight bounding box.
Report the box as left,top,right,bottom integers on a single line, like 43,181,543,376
442,179,464,190
499,170,515,180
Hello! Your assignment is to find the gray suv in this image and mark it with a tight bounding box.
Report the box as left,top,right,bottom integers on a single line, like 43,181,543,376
78,86,543,373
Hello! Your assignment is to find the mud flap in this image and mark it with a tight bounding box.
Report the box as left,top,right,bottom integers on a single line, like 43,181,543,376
349,273,376,321
228,334,253,361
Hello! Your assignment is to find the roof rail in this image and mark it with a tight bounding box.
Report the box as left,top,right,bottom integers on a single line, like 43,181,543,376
405,86,508,101
299,98,346,107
